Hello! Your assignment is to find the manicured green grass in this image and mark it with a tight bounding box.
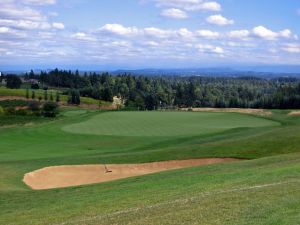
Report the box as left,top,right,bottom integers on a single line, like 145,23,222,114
0,153,299,225
0,110,299,225
62,111,279,137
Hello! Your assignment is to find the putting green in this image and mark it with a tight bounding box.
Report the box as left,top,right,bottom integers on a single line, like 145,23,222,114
62,111,279,137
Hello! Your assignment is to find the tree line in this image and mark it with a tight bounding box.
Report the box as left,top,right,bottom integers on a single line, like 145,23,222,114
3,69,300,109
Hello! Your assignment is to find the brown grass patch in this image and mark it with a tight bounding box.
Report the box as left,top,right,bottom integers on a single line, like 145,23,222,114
0,96,27,101
181,108,272,116
288,111,300,116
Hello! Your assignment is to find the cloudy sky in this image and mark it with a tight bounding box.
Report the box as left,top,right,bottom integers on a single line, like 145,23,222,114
0,0,300,70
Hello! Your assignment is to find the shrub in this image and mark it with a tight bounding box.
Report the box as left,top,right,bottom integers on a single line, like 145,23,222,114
5,107,16,115
16,109,28,116
6,75,22,89
28,101,41,116
42,102,58,117
0,106,4,115
31,90,36,99
68,89,80,105
31,83,39,89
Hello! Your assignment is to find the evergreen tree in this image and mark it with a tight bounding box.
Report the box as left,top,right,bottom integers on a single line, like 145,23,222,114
6,75,22,89
26,89,29,99
56,92,60,103
44,90,48,101
31,90,36,100
50,92,54,101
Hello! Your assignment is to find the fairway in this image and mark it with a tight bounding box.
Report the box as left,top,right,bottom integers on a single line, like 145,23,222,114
62,111,279,136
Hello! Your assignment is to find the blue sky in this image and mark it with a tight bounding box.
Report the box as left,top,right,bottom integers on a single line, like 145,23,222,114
0,0,300,70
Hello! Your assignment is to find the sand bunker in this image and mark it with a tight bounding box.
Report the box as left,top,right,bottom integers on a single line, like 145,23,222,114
23,158,239,190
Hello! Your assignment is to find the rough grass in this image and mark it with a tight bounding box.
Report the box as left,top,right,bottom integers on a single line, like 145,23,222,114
0,100,29,108
0,115,49,127
0,87,110,106
0,110,299,225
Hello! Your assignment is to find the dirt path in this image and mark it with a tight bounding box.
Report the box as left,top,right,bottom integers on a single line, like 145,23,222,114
23,158,240,190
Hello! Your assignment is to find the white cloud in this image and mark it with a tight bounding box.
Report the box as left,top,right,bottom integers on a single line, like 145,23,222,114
21,0,56,5
161,8,188,19
282,43,300,53
0,4,45,21
195,2,221,11
0,27,11,33
99,24,139,36
195,30,219,39
0,26,26,37
227,27,296,41
279,29,292,38
0,19,51,30
252,26,278,40
144,41,160,47
109,41,132,48
71,32,96,41
196,44,224,54
0,0,57,32
252,26,293,40
155,0,221,12
52,22,65,30
177,28,193,39
226,41,256,47
227,30,250,40
38,31,54,38
206,14,234,26
144,27,172,38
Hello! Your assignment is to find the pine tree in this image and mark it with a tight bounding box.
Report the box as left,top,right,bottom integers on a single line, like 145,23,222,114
31,90,35,99
56,92,60,103
50,92,54,101
44,90,48,101
26,89,29,99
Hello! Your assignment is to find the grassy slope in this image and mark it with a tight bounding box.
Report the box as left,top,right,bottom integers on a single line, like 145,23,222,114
0,110,299,224
0,87,110,106
1,154,299,225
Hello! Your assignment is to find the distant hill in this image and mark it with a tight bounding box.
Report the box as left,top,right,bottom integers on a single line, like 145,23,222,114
1,65,300,78
111,67,300,78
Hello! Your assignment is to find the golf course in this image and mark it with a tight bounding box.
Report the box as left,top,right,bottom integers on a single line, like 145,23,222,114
1,109,300,225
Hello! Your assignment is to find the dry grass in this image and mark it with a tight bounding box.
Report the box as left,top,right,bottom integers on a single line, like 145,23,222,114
181,108,272,116
288,111,300,116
